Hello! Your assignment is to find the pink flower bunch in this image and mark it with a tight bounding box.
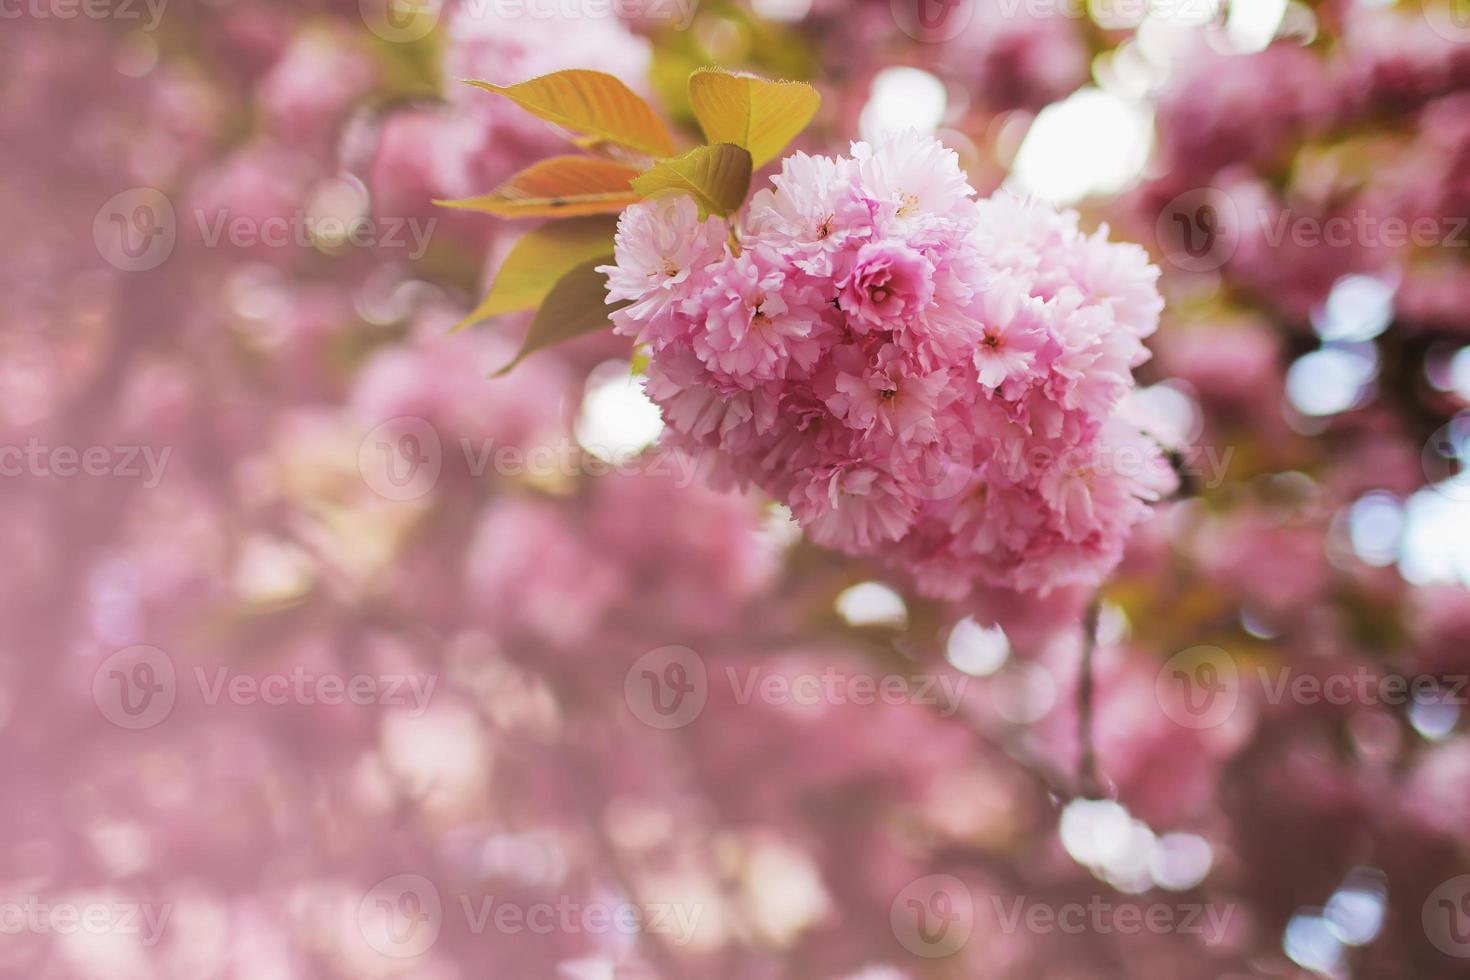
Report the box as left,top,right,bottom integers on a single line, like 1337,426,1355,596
602,131,1174,596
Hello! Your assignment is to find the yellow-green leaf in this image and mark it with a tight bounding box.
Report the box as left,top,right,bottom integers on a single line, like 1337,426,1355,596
493,258,626,376
452,215,619,332
688,69,820,168
467,70,677,159
631,143,753,219
436,157,641,218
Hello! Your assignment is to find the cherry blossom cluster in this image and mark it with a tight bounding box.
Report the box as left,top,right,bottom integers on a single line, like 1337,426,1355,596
603,131,1174,596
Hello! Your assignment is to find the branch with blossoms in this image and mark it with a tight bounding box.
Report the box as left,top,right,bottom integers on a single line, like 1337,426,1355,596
443,66,1176,800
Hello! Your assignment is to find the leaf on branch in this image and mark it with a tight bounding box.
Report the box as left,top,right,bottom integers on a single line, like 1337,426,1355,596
436,157,642,218
452,215,620,332
688,69,820,167
631,143,753,219
467,70,677,159
493,258,627,376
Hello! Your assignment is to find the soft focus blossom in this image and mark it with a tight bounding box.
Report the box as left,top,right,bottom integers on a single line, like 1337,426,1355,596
605,131,1173,596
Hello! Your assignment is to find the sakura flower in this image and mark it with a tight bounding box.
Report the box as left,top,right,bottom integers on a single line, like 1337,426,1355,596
826,345,949,443
837,240,936,329
971,280,1049,389
601,131,1170,596
747,151,871,276
690,251,831,385
792,462,917,553
851,129,975,227
602,195,729,342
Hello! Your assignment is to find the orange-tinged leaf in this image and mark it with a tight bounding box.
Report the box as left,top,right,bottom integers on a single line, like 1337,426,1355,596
467,70,677,159
493,258,627,376
451,215,619,332
688,69,820,167
436,157,641,218
631,143,752,219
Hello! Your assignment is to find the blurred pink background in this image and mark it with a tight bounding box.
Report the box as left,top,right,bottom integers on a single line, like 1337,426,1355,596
5,0,1470,977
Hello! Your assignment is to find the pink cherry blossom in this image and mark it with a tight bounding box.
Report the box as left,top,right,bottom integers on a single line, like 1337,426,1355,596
603,130,1173,596
837,240,936,328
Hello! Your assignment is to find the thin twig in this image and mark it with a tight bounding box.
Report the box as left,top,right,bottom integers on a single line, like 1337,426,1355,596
1076,597,1105,800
